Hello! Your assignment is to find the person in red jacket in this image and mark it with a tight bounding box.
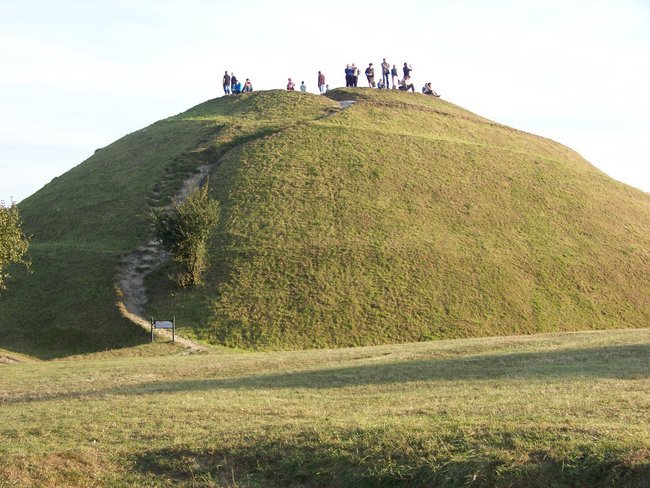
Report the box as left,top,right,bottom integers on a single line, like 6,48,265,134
317,71,326,94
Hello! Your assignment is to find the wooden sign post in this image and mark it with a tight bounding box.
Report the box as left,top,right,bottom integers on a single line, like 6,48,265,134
150,316,176,343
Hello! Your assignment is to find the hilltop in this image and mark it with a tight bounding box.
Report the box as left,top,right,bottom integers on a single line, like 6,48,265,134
1,88,649,358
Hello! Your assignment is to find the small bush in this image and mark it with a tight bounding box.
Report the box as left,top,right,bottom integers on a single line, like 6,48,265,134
153,183,220,288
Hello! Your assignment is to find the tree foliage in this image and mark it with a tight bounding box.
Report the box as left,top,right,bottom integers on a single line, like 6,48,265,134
0,201,31,291
153,183,220,288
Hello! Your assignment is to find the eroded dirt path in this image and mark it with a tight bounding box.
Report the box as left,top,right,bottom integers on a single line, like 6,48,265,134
115,166,211,353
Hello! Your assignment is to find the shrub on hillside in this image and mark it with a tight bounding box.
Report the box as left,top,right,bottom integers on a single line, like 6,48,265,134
0,201,31,291
153,183,220,288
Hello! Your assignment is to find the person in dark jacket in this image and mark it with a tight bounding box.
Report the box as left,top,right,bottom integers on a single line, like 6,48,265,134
365,63,375,87
391,65,399,89
403,62,412,79
223,71,231,95
345,64,353,87
422,82,440,97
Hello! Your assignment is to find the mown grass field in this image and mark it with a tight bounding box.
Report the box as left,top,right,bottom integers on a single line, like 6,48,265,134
1,329,648,487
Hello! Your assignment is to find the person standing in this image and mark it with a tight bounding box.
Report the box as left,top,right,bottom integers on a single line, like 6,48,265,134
391,65,399,89
300,81,307,92
317,71,326,94
381,59,390,89
365,63,375,87
345,64,353,87
403,62,413,80
230,74,238,92
223,71,231,95
352,63,359,87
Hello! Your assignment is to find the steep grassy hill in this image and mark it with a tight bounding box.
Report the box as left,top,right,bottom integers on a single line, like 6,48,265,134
1,89,648,357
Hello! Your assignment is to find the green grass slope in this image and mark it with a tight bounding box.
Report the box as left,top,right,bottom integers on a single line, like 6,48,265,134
149,88,650,349
1,329,649,487
1,89,648,357
0,91,337,358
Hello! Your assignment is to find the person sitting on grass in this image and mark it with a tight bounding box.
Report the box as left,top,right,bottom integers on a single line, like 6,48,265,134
232,79,242,94
287,78,296,90
242,78,253,93
422,82,440,97
300,81,307,92
399,76,415,92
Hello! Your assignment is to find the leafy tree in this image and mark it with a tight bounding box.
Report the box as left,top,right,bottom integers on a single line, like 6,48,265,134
153,183,220,288
0,201,31,291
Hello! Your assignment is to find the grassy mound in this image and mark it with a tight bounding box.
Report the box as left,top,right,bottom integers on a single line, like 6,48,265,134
1,89,648,357
150,88,650,349
1,329,648,486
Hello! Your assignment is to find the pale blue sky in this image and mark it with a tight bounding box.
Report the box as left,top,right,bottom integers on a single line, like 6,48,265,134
1,0,649,203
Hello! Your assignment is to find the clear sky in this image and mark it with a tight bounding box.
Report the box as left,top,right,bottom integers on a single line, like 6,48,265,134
1,0,649,203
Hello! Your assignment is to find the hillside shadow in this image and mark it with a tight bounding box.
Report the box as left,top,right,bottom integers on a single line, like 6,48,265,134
129,427,650,488
3,343,648,405
127,343,649,393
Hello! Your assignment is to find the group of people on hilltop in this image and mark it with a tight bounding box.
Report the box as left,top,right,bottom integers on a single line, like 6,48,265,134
286,71,328,94
354,58,404,89
345,59,420,92
346,59,440,96
222,71,253,94
221,59,439,97
286,78,319,93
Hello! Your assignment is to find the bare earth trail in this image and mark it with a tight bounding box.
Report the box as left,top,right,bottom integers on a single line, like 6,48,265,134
114,99,355,352
115,166,211,353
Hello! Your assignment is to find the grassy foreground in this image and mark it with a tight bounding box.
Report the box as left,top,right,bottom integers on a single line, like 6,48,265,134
1,329,648,487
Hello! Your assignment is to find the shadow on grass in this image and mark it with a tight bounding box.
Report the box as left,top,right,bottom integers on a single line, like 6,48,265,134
4,343,648,405
129,427,650,488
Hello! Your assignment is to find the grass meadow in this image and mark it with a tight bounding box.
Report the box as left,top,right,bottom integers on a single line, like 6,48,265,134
1,328,648,487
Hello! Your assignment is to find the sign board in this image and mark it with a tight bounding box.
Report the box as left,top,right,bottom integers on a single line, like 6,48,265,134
154,320,174,329
151,316,176,343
